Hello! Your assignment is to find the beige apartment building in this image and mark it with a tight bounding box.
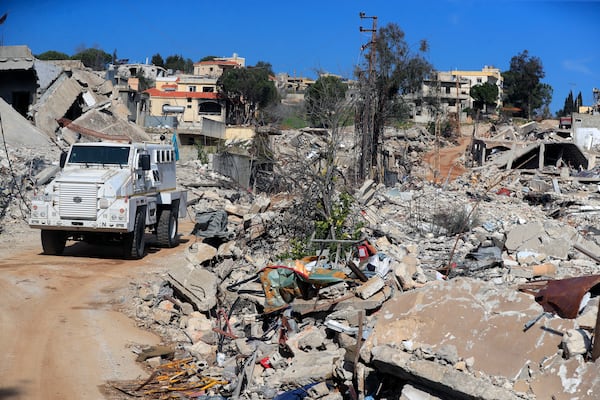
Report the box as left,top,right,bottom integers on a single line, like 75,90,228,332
408,66,504,124
193,53,245,78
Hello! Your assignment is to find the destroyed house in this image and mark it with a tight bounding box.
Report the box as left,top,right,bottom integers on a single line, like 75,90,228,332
0,45,37,117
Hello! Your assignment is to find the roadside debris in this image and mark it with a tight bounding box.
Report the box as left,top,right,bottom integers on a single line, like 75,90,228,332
4,79,600,400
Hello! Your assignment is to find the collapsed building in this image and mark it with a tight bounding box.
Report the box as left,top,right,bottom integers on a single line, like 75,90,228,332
0,45,149,145
6,44,600,399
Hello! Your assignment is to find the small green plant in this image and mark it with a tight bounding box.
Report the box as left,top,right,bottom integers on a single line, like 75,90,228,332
195,143,208,164
314,192,364,255
276,237,311,261
432,206,479,236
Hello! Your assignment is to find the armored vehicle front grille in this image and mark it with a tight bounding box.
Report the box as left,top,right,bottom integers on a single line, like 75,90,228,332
59,183,98,220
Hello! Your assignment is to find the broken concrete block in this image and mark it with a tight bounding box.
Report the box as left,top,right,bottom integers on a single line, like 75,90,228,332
561,329,591,359
516,250,545,265
224,203,250,217
394,255,420,290
167,263,218,312
145,356,162,369
217,240,240,259
185,242,217,265
152,308,173,325
356,275,385,299
318,282,348,299
364,278,576,381
531,262,557,276
234,338,255,357
297,327,326,351
268,349,344,387
436,344,459,365
576,299,598,330
249,195,271,214
185,313,213,343
138,285,155,301
509,266,534,279
135,345,175,362
179,302,194,316
505,222,544,252
400,383,443,400
184,340,214,360
371,345,522,400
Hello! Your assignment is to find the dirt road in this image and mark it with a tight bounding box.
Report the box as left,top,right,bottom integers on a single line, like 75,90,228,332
422,133,472,184
0,222,195,399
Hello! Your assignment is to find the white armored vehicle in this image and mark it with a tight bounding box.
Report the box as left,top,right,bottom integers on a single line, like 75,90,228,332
29,141,187,259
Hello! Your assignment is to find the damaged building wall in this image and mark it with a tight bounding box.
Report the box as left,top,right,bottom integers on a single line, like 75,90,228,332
0,46,37,117
32,76,83,137
473,139,591,171
212,152,252,189
573,112,600,151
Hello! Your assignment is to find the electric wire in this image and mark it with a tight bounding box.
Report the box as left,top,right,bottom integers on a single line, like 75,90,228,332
0,112,31,222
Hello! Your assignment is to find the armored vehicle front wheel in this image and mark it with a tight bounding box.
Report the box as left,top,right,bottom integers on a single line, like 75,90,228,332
124,209,146,259
41,230,67,255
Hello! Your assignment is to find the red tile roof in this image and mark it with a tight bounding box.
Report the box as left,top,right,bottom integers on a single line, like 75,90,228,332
144,88,221,99
194,60,240,66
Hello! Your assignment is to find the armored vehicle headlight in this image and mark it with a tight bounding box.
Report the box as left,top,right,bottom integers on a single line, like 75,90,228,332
99,199,110,209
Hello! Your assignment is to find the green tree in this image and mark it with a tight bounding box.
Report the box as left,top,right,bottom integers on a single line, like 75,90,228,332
151,53,164,68
502,50,549,119
164,54,193,73
71,47,112,70
576,91,583,112
199,55,219,62
355,22,433,181
304,75,348,128
36,50,70,60
470,82,498,113
559,90,575,117
218,67,278,125
254,61,274,76
535,83,553,118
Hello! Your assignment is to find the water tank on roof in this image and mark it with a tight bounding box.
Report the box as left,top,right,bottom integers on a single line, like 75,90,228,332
162,105,185,114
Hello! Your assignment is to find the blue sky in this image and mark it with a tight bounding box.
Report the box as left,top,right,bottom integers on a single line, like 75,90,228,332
1,0,598,114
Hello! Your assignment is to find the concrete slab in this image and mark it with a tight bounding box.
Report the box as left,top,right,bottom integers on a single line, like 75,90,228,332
363,278,577,392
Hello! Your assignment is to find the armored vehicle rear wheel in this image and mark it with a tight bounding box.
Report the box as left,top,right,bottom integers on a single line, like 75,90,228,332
157,206,179,248
41,230,67,255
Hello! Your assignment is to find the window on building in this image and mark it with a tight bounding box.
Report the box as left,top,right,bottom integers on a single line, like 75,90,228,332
477,78,482,83
188,86,196,92
199,101,221,115
202,87,214,92
445,87,451,94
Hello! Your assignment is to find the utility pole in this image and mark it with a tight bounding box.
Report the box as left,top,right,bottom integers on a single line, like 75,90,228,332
357,12,377,181
456,73,461,137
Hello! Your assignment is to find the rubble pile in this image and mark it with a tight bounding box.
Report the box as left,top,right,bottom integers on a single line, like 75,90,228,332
103,123,600,399
5,110,600,398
